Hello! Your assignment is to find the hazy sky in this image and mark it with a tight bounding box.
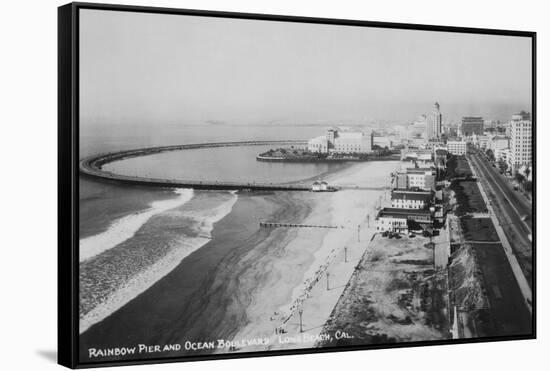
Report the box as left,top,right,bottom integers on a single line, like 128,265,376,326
80,9,532,127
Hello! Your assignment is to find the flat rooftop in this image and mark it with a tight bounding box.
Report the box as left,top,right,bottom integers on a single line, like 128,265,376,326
378,207,432,218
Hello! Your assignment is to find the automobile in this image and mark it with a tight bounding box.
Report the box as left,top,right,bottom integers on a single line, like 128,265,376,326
409,233,416,238
382,231,389,237
388,234,394,239
521,214,529,221
395,234,402,239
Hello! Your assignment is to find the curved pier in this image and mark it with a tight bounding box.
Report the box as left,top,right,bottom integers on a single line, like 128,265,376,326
79,140,312,191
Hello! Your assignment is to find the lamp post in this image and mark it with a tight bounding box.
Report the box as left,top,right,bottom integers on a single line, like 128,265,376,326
326,272,330,291
299,308,304,333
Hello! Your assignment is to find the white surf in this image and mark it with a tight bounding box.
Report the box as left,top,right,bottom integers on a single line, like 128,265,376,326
79,192,238,334
79,189,194,263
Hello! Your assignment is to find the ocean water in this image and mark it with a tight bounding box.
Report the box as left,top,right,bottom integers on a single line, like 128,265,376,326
78,125,340,335
79,189,238,333
78,124,401,361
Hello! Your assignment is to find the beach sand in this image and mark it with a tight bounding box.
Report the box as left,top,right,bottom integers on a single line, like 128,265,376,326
217,161,402,353
79,161,401,362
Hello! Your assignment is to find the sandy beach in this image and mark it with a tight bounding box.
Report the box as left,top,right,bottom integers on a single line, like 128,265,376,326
218,161,402,353
79,160,401,362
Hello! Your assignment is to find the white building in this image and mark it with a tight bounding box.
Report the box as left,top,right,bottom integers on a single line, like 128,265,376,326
307,136,328,153
447,140,467,155
308,128,372,154
391,189,432,209
472,134,490,150
333,132,372,153
311,181,328,191
426,102,442,139
376,208,432,233
406,168,436,191
487,136,510,152
510,112,532,173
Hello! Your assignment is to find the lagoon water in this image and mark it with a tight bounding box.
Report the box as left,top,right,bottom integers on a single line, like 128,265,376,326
102,145,341,184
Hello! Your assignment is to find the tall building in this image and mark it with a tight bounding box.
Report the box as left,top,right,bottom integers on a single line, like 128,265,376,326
461,117,484,136
426,102,442,139
509,111,532,173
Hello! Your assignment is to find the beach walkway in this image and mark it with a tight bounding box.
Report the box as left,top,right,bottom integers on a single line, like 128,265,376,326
267,214,379,350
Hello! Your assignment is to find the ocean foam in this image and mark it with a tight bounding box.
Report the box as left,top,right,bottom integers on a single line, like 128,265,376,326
79,189,194,263
79,191,238,334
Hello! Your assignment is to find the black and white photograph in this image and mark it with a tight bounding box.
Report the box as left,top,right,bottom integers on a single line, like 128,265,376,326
4,0,550,370
53,1,538,369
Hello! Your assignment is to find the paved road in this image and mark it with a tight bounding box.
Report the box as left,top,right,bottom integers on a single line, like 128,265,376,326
468,151,533,286
470,151,532,230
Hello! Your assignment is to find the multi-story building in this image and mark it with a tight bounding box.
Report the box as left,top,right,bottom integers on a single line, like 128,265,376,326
426,102,443,139
487,135,510,153
394,172,409,189
307,136,328,153
509,111,532,173
334,132,373,153
376,208,433,233
393,167,436,191
447,139,467,155
308,128,373,154
472,134,490,150
407,168,436,191
461,117,484,136
391,189,432,209
425,139,445,150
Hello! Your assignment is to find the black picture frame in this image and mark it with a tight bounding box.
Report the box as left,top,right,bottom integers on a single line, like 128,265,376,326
58,2,536,368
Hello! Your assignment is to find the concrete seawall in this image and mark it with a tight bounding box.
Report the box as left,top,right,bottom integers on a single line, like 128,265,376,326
79,140,311,191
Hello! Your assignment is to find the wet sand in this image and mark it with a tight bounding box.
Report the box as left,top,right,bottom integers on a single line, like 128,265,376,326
79,190,313,362
79,161,400,363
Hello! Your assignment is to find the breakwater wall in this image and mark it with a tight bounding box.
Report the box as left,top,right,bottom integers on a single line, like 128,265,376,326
79,140,312,191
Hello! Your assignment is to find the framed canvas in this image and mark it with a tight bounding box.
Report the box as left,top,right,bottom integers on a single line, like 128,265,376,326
58,2,536,368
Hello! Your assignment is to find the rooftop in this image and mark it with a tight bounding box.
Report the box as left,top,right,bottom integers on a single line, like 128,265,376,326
378,207,432,218
406,167,434,174
392,193,432,202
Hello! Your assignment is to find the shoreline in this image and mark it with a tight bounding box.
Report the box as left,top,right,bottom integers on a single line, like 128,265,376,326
79,160,400,362
219,161,400,354
256,155,400,163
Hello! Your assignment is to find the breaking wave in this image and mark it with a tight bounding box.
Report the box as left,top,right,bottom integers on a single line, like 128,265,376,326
79,189,194,262
79,191,238,334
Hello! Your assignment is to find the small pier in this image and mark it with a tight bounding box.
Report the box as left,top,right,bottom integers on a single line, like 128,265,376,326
260,222,342,229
